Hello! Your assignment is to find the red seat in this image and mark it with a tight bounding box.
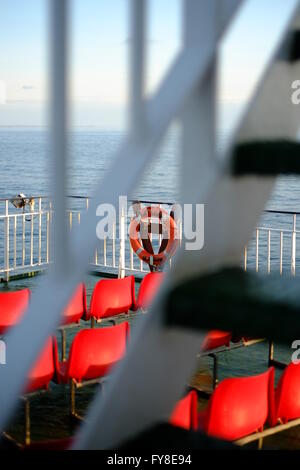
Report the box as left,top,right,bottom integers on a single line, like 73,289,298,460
25,337,58,394
203,330,232,351
56,322,130,384
136,275,231,348
198,368,274,441
136,272,165,310
269,362,300,426
88,276,135,321
0,289,30,334
61,283,87,325
169,391,198,430
24,437,72,450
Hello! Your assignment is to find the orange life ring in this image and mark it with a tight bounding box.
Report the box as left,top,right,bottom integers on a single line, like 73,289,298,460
129,205,178,269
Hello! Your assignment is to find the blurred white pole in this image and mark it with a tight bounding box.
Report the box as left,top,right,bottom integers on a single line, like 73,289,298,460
51,0,69,276
130,0,146,140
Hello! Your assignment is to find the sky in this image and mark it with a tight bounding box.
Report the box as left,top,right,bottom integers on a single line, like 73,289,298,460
0,0,297,128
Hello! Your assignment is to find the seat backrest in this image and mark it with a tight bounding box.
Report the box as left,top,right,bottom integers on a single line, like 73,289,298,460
26,337,58,394
89,276,134,320
136,272,165,310
169,390,198,430
67,322,130,382
270,362,300,426
0,288,31,333
203,368,274,441
62,283,87,325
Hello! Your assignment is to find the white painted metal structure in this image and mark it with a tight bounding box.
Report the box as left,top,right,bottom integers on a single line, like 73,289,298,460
1,0,300,449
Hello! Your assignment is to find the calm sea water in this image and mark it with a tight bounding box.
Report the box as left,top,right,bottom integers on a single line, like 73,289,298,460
1,128,300,447
0,127,180,203
2,127,300,273
1,126,300,208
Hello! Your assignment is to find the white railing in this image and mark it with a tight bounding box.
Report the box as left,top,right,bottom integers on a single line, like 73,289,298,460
0,196,51,280
0,195,178,280
244,211,300,276
0,195,299,281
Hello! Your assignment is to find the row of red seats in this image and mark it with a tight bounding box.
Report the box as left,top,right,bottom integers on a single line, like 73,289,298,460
23,390,197,450
25,322,129,394
0,273,231,351
0,273,158,333
25,362,300,449
25,322,226,412
0,273,231,445
7,319,196,445
174,363,300,444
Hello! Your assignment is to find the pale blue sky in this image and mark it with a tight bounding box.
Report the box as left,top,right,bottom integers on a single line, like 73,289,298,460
0,0,296,127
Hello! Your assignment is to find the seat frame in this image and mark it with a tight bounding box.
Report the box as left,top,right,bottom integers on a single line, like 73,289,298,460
195,338,266,395
69,377,107,422
2,388,49,447
235,417,300,449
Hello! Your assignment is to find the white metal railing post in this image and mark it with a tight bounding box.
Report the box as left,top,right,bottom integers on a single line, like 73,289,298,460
112,223,116,267
48,200,52,264
267,230,271,274
38,197,42,264
118,198,126,278
130,243,134,270
13,215,17,269
30,208,34,266
280,230,283,275
22,213,25,267
4,200,9,281
46,211,50,264
291,214,297,276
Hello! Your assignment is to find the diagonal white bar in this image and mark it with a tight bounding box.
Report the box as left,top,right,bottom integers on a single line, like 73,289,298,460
73,0,243,449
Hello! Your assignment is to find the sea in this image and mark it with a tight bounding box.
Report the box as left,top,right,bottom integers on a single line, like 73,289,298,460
1,126,300,273
0,127,299,447
1,126,300,208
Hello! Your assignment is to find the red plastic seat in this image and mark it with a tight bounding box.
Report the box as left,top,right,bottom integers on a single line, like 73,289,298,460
0,289,30,334
56,322,130,384
61,283,87,325
25,337,58,394
198,368,274,441
203,330,232,351
136,272,165,310
88,276,135,321
169,391,198,430
136,275,231,349
269,362,300,426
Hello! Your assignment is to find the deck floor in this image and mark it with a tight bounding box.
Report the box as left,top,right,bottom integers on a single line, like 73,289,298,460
0,274,299,449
